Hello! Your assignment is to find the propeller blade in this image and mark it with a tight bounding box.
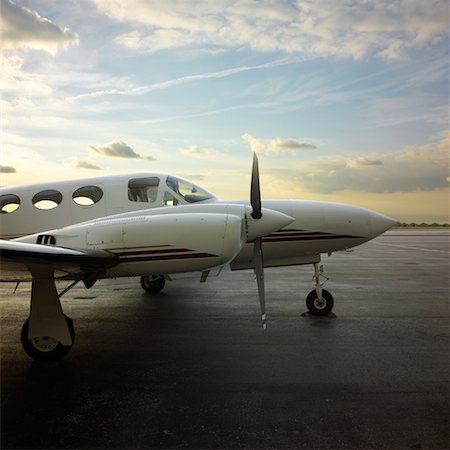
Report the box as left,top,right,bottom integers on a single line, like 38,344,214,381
250,153,262,219
253,237,266,329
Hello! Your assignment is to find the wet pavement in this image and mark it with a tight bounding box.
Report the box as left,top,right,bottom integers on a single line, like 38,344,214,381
1,231,449,449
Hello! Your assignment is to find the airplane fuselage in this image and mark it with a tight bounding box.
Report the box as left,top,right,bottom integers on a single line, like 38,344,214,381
0,172,396,277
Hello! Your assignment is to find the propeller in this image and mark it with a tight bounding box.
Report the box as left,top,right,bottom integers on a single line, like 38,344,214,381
251,153,262,220
253,237,266,329
250,153,266,329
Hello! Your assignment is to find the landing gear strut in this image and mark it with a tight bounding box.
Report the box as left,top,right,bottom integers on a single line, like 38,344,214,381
306,262,334,316
140,275,166,293
21,267,84,361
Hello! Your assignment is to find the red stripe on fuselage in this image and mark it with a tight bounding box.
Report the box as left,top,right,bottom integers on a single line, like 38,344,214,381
111,247,195,257
262,234,359,243
116,252,217,263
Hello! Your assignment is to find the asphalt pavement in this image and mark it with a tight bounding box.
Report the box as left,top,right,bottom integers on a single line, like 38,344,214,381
1,230,449,449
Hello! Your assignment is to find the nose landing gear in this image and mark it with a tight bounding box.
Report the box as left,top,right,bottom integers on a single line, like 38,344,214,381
305,262,334,316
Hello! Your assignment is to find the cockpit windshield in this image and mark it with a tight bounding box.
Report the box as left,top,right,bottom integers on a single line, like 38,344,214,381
166,176,215,203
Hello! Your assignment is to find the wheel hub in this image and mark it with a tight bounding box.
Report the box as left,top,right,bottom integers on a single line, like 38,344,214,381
31,336,59,352
313,297,326,310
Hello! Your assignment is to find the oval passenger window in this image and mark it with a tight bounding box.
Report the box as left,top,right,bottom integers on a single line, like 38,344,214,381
0,194,21,213
72,186,103,206
32,189,63,210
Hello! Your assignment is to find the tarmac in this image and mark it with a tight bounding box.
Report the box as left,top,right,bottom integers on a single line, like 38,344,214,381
1,230,449,449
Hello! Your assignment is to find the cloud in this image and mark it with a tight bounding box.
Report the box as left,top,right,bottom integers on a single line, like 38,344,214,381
0,165,17,173
89,140,155,160
94,0,448,60
179,145,214,158
242,133,316,154
72,56,308,100
179,173,207,181
73,160,101,170
2,55,53,98
115,29,198,53
1,0,79,54
368,94,448,128
347,157,383,168
266,131,450,194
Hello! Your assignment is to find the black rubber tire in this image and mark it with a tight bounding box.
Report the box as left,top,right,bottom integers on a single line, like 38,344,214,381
20,315,75,361
306,289,334,316
140,275,166,293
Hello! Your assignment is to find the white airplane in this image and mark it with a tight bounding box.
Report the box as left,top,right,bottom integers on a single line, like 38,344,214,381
0,155,397,360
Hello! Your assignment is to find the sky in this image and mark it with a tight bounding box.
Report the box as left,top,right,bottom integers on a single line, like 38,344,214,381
1,0,449,222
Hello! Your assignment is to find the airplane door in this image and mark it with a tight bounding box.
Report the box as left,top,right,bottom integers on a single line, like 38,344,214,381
87,224,124,247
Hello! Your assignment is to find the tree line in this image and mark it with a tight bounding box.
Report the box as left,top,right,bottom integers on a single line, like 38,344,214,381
397,223,449,227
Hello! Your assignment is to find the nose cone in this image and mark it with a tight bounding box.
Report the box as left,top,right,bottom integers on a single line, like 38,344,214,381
370,211,399,237
246,208,294,241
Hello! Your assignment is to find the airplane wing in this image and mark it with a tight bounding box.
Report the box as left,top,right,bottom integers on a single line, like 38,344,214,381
0,240,119,350
0,240,118,282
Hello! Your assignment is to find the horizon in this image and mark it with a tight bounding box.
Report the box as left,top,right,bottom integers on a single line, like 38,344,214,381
1,0,449,222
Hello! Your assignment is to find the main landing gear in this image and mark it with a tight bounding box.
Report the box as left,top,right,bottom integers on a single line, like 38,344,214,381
305,262,334,316
21,315,75,361
21,267,82,361
140,275,166,293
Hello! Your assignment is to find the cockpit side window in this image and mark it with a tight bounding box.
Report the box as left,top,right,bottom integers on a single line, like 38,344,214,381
128,177,160,203
163,191,178,206
165,176,214,203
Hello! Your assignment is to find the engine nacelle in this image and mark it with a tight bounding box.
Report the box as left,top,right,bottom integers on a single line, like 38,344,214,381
18,213,246,277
